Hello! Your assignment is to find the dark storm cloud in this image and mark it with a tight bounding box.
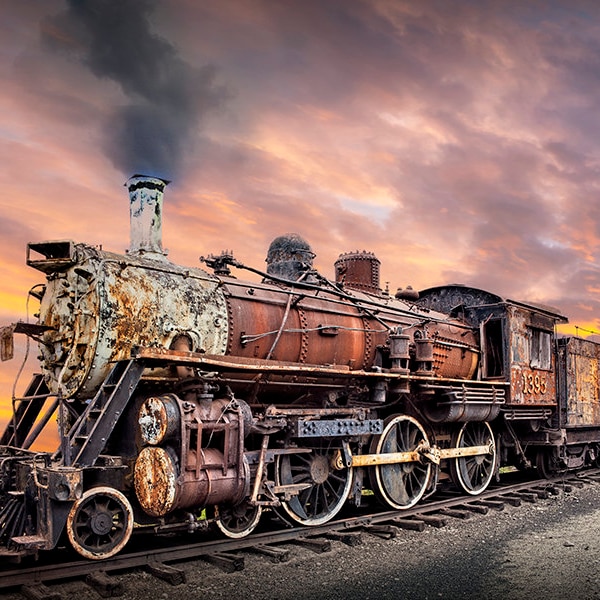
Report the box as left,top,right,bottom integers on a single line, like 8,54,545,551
41,0,227,178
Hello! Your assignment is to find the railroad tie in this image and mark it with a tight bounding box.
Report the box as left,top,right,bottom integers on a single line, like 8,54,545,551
496,495,522,507
291,537,332,553
532,488,550,499
392,518,427,532
473,499,505,510
415,514,448,528
20,583,63,600
462,503,489,515
202,552,245,573
145,562,187,585
249,544,291,563
325,531,364,546
362,524,399,539
85,571,124,598
438,507,472,520
513,492,538,503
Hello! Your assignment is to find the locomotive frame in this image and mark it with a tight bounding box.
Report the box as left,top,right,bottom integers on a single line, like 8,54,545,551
1,175,599,561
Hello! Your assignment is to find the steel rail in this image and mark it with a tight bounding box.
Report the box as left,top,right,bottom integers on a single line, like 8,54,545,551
1,469,598,592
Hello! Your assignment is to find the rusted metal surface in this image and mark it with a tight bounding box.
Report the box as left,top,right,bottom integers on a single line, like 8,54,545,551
342,442,493,469
31,244,478,400
417,285,564,407
223,280,377,368
265,233,316,282
66,359,145,467
29,177,228,399
0,325,14,361
66,486,134,560
134,347,503,391
416,285,504,314
134,393,248,518
126,175,169,259
558,336,600,427
431,330,479,379
334,250,381,294
294,418,382,437
138,394,180,445
34,246,229,398
222,278,479,379
134,446,248,517
133,446,180,516
46,466,83,501
421,383,505,422
507,306,556,406
27,240,76,274
11,175,600,565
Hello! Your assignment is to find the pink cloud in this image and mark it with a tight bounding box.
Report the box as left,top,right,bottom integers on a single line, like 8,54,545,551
3,0,600,425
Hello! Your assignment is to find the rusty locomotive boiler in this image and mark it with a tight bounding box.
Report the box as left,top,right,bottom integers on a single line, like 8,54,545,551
1,175,599,561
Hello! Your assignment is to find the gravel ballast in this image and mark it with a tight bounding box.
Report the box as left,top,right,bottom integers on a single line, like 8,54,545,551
4,480,600,600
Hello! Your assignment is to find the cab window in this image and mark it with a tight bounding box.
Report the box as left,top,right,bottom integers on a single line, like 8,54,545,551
530,328,552,370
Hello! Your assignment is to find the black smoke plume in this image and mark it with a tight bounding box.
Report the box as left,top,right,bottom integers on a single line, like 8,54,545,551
43,0,226,179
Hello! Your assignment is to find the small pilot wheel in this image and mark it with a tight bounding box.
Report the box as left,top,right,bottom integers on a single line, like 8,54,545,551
450,421,496,495
370,415,431,510
67,487,134,560
215,502,263,539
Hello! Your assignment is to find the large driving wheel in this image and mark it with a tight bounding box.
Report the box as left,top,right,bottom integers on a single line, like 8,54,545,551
275,441,353,526
215,501,262,538
67,487,134,560
370,415,431,509
450,421,496,495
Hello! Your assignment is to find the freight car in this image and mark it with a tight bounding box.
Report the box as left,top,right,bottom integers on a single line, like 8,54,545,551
0,175,598,560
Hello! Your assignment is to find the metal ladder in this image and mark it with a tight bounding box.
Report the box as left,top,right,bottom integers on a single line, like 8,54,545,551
66,359,145,467
0,374,51,448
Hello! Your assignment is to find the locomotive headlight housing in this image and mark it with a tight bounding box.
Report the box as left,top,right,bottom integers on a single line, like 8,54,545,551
138,394,181,445
46,467,84,501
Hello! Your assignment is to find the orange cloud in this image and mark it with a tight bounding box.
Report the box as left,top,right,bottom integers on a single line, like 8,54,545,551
4,0,600,438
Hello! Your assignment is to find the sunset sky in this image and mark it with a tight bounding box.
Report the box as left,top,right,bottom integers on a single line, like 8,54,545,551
2,0,600,442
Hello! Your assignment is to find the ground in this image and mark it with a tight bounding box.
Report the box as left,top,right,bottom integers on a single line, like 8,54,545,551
4,479,600,600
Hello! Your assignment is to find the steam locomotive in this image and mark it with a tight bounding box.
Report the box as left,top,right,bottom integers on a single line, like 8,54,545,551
1,175,599,560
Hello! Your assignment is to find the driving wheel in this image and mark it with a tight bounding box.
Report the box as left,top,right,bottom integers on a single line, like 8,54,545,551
370,415,431,509
450,421,496,495
275,440,353,526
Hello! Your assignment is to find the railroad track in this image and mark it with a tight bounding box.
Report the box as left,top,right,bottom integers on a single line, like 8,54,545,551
3,469,600,599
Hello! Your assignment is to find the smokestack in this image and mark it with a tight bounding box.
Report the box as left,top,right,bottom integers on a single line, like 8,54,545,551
126,174,170,259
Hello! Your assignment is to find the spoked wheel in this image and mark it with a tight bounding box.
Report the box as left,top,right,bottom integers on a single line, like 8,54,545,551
215,501,263,538
67,487,134,560
450,421,496,495
370,415,431,509
275,441,353,526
